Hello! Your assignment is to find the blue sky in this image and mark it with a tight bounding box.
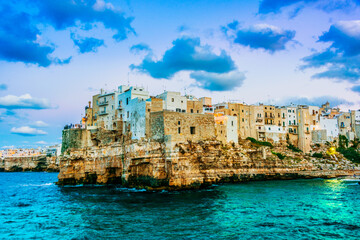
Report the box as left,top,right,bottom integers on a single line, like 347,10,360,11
1,0,360,148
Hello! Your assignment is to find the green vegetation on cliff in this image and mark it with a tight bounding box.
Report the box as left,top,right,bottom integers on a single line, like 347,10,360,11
246,137,273,148
287,144,302,153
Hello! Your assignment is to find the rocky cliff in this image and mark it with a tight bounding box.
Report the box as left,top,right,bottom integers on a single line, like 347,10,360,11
57,129,360,190
0,156,59,172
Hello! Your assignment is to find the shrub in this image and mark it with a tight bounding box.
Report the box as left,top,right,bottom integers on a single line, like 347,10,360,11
337,147,360,163
246,137,273,148
338,135,349,149
287,144,302,153
272,151,286,160
312,152,324,158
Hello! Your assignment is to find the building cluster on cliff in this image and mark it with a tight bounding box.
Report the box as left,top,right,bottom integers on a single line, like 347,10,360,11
69,85,360,153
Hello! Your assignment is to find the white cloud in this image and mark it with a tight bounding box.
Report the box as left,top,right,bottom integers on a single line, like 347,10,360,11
93,0,114,11
1,145,15,149
36,141,47,144
0,94,53,110
32,120,49,127
336,20,360,38
11,126,47,136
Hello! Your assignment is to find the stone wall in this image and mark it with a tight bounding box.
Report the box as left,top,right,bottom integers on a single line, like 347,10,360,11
187,100,203,114
61,129,92,153
150,111,215,143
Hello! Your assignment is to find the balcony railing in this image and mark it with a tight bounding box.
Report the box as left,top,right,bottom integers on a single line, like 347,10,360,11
98,111,108,116
98,100,109,106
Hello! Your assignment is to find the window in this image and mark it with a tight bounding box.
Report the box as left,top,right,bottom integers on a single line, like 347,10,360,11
191,109,193,113
178,127,181,134
148,109,150,112
126,98,129,105
112,105,114,110
127,111,129,118
178,121,181,125
197,110,199,113
172,98,174,102
289,120,291,125
190,127,195,135
181,100,183,103
242,118,244,122
294,129,296,133
231,121,234,126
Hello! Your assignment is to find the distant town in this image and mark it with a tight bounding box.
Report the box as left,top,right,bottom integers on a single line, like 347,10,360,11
59,84,358,154
0,145,61,158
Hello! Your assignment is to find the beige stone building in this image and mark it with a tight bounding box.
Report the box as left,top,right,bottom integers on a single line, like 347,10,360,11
263,105,275,125
215,102,251,139
338,112,352,136
297,106,312,153
150,111,215,143
187,100,203,114
249,105,265,140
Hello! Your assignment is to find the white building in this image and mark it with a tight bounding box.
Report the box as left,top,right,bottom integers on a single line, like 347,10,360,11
128,98,148,140
286,106,297,126
157,91,187,112
97,89,116,130
264,125,287,142
215,114,238,144
319,116,339,141
117,86,149,122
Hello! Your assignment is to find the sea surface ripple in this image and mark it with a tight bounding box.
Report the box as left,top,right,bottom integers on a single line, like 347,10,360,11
1,173,360,239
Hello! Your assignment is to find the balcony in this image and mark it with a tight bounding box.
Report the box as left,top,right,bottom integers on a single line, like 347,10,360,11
117,104,123,110
98,100,108,106
256,118,263,123
98,111,108,116
265,115,275,119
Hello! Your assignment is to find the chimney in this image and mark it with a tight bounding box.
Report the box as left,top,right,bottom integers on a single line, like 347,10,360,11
88,101,91,108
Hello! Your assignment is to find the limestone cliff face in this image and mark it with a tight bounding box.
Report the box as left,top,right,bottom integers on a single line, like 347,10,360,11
0,156,59,172
57,133,360,190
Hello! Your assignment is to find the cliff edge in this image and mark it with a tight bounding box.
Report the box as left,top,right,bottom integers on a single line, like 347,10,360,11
57,128,360,190
0,155,59,172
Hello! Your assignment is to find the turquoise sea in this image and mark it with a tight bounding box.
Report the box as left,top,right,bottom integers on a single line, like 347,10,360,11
1,172,360,239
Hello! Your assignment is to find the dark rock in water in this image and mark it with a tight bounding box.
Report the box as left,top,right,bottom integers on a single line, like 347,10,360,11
14,202,31,207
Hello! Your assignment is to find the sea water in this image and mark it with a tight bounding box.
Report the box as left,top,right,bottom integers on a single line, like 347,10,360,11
1,172,360,239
